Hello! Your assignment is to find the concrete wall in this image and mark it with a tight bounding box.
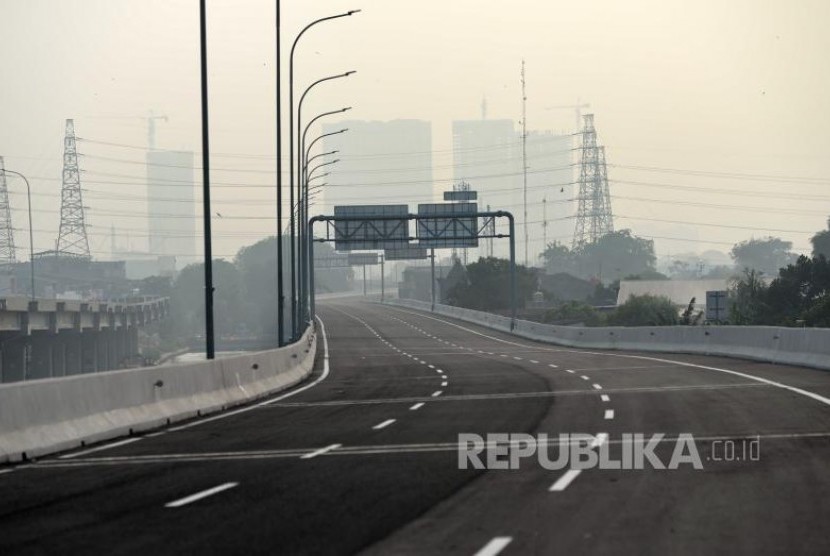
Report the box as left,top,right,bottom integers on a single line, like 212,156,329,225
384,299,830,372
0,326,317,463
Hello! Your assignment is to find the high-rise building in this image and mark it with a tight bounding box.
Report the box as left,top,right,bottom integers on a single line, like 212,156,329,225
452,119,571,262
145,150,196,266
320,120,432,214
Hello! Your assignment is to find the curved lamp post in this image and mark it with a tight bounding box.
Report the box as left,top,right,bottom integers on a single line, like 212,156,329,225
0,169,35,301
289,10,360,340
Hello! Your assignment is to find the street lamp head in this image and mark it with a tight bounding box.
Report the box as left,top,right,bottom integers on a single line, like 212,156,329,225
344,70,357,77
339,128,348,133
348,10,362,15
341,107,352,112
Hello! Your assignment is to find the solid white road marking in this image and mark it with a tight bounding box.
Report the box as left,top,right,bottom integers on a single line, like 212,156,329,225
474,536,513,556
432,390,443,397
600,394,610,402
60,437,142,459
300,443,342,459
604,409,615,420
165,482,239,508
593,384,603,390
387,307,830,408
550,469,581,491
410,402,425,410
373,419,396,430
0,468,15,475
170,316,333,432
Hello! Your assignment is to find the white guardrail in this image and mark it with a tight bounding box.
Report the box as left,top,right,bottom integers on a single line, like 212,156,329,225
0,326,317,463
383,298,830,372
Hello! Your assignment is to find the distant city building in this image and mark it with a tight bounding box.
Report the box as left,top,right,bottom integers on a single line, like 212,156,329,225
321,120,432,217
145,150,196,266
452,120,572,263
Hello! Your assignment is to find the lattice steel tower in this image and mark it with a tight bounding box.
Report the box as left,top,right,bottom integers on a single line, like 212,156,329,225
572,114,613,248
56,119,91,258
0,156,16,267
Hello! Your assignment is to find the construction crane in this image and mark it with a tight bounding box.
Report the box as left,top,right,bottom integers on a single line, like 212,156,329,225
544,100,591,131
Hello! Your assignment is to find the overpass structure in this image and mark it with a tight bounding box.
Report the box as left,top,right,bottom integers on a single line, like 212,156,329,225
0,296,169,383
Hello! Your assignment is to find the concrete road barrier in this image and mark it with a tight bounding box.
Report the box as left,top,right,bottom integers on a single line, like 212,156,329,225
383,299,830,372
0,326,317,463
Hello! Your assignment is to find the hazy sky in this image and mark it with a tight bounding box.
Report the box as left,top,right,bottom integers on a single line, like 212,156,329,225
1,0,828,263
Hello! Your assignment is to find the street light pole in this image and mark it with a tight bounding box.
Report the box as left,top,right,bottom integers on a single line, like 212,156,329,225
0,169,35,301
298,108,349,325
289,9,360,341
199,0,215,359
275,0,285,346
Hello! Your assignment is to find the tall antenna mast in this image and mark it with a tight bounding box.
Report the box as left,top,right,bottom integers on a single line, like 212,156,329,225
542,196,547,256
0,157,16,269
56,119,91,259
521,59,528,266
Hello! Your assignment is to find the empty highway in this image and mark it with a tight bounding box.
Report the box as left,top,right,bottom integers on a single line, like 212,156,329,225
1,299,829,554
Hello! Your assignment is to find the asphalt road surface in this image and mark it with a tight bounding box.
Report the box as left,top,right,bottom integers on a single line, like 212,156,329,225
1,299,829,554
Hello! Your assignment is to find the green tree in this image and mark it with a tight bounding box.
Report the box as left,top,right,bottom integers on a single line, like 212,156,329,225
811,217,830,258
730,237,796,276
172,260,245,338
543,301,602,326
729,269,771,325
445,257,537,311
576,230,657,282
541,241,576,275
608,294,678,326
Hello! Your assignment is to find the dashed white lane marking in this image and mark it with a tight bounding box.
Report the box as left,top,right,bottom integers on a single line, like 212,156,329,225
441,381,448,387
386,307,830,409
428,364,435,369
300,443,342,459
373,419,396,430
432,390,443,397
565,369,575,374
486,352,494,355
165,482,239,508
548,363,558,368
600,394,611,402
513,356,523,361
592,384,603,390
550,469,581,491
500,354,508,357
580,375,590,381
530,359,539,364
604,409,615,420
474,536,513,556
60,437,142,459
410,402,425,410
592,433,609,448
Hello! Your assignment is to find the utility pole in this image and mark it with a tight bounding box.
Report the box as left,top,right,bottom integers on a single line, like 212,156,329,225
520,59,528,266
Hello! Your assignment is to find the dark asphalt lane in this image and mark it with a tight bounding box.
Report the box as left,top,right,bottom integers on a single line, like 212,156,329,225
0,298,828,555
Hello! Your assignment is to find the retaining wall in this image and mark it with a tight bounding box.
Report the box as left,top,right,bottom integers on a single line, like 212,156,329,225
384,299,830,371
0,326,317,463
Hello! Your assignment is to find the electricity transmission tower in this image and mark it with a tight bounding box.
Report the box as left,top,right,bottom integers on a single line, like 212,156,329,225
572,114,613,248
56,119,91,259
0,156,16,268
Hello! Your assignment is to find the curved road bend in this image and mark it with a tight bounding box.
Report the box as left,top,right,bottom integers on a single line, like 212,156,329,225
0,298,828,554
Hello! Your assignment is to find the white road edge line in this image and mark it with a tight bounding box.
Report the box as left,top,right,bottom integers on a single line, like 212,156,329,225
373,419,396,430
300,443,342,460
387,307,830,408
165,482,239,508
60,437,142,459
474,536,513,556
410,402,425,410
169,315,332,432
550,469,581,491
